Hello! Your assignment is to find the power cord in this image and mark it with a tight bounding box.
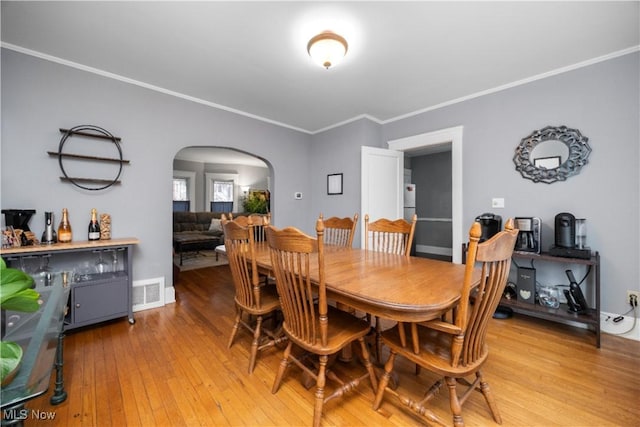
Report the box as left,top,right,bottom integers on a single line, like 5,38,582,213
605,303,638,336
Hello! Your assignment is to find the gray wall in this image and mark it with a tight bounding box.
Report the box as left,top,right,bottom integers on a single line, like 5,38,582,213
2,47,638,317
309,118,384,244
1,48,312,288
380,52,639,315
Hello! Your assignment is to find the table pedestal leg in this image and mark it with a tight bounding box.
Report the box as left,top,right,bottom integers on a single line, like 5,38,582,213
50,332,67,405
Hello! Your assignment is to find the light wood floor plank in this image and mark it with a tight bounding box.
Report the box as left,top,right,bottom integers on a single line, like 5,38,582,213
21,264,640,427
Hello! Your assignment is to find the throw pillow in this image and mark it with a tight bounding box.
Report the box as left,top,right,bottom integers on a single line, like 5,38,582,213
209,218,222,233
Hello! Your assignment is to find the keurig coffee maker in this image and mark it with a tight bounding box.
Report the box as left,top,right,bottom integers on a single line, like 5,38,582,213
475,213,502,242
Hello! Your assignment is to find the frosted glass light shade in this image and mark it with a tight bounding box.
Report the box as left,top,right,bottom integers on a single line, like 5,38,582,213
307,31,348,69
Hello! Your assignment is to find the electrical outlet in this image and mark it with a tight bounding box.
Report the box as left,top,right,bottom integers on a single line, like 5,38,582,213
627,290,639,307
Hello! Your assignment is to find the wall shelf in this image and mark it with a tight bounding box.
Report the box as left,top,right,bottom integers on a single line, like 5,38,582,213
50,125,129,191
59,128,122,141
47,151,130,164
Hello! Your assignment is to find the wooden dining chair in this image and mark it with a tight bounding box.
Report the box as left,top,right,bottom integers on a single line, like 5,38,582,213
372,219,518,427
265,219,378,427
364,213,418,359
229,213,271,242
321,213,359,318
222,216,285,374
364,213,417,256
223,213,272,281
321,213,358,247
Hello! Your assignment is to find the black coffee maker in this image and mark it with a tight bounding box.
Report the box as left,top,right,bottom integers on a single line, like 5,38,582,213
475,213,502,242
554,212,575,248
549,212,591,259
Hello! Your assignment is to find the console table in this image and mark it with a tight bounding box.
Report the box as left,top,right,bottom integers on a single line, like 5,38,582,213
1,238,139,330
502,251,601,347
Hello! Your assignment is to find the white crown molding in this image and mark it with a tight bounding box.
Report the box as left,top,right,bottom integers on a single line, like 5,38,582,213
3,42,638,135
381,46,640,125
1,42,312,135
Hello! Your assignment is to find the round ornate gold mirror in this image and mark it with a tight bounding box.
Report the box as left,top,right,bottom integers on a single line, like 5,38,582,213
513,125,591,184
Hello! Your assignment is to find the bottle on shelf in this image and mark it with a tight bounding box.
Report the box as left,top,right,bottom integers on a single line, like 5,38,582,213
57,208,73,243
88,208,101,241
41,211,57,244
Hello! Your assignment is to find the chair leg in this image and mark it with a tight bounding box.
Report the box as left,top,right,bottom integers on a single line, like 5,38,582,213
445,376,464,427
375,316,383,361
312,355,328,427
357,337,378,392
477,371,502,424
227,308,242,349
248,315,263,374
372,351,396,410
271,341,292,394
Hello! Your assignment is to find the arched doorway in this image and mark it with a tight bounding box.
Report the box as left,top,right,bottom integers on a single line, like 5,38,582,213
172,147,271,214
171,147,272,275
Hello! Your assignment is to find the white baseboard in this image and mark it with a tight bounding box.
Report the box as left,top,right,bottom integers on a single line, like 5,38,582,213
164,285,176,305
416,244,452,256
601,310,640,341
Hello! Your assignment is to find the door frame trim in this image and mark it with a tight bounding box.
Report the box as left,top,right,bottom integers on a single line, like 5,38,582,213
388,126,463,264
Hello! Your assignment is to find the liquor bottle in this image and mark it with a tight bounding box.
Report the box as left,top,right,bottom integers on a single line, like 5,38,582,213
88,208,101,241
57,208,73,243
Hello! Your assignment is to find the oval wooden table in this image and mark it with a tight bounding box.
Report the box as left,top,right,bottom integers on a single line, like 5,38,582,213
251,242,480,323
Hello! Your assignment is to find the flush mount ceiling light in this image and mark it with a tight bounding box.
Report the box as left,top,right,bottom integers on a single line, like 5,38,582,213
307,31,348,69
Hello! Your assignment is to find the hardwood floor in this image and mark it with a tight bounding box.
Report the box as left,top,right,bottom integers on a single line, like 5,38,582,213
22,265,640,426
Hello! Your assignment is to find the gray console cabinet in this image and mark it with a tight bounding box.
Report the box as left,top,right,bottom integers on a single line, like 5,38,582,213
1,238,139,330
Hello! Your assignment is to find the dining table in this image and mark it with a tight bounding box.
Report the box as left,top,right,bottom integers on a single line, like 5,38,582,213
251,242,480,324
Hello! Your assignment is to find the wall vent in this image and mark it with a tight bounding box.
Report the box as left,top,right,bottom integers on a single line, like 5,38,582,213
132,277,165,312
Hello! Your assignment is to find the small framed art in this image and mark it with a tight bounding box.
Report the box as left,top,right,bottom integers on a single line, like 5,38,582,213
327,173,343,195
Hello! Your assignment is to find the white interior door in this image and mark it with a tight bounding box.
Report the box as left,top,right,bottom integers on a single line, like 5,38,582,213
361,146,404,248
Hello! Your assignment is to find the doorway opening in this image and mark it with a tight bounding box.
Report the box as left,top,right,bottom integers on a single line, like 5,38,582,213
171,146,272,278
388,126,463,264
173,147,271,214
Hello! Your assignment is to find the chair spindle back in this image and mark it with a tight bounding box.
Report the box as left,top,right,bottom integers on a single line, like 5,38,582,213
364,214,417,256
455,218,518,367
222,217,262,309
321,213,358,247
266,219,327,347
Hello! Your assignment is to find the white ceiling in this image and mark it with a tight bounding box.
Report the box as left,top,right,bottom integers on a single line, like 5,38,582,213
2,1,638,138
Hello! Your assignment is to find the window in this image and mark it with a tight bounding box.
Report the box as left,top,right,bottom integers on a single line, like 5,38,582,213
173,172,195,212
213,181,234,202
205,172,239,213
211,180,234,213
173,178,188,201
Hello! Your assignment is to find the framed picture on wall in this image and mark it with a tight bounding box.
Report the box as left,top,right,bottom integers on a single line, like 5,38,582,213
534,155,561,170
327,173,343,195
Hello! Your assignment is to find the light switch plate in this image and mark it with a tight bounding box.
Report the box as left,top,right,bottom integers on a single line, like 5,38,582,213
492,198,505,208
294,192,302,200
